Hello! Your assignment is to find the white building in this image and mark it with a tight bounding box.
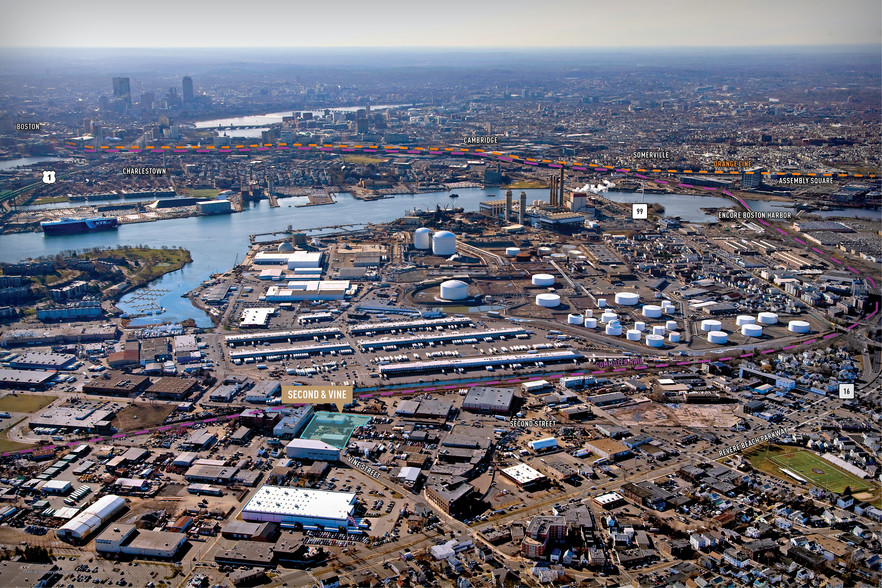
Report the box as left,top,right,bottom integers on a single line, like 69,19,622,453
95,524,186,559
253,251,323,268
264,281,350,301
285,438,341,461
242,486,357,529
57,495,126,544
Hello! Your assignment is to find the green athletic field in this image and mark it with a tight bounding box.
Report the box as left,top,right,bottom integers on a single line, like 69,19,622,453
768,449,870,495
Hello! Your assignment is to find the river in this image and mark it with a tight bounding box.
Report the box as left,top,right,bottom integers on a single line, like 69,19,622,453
3,188,875,327
600,191,881,222
0,188,548,327
0,156,73,171
193,104,408,129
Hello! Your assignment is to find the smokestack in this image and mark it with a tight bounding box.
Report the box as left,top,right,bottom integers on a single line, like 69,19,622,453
549,176,556,206
519,191,527,225
559,167,565,208
505,189,512,223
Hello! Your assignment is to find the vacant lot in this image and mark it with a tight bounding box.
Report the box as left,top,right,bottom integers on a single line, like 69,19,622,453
611,401,740,428
0,394,57,414
113,402,175,431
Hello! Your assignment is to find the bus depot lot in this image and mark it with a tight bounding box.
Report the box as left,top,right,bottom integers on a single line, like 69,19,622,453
223,317,586,385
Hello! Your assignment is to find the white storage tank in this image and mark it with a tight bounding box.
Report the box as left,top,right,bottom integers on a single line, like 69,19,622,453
626,329,641,341
413,227,433,250
440,280,469,300
652,325,666,336
537,246,552,256
741,324,763,337
584,309,593,317
583,317,598,329
788,320,811,334
505,247,521,257
757,312,778,325
707,331,728,345
535,293,561,308
668,331,681,343
615,292,640,306
605,324,623,336
642,305,663,318
597,298,607,308
568,314,583,325
551,253,567,260
701,319,722,332
532,274,555,287
600,311,618,324
431,230,456,256
646,334,665,348
736,315,756,327
634,321,646,332
561,244,577,252
665,320,678,331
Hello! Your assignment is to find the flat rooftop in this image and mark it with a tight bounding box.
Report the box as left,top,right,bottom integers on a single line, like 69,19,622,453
243,485,356,519
299,412,371,449
501,463,546,485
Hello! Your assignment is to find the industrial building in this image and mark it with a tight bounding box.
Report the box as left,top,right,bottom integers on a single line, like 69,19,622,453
584,439,632,461
284,439,341,462
253,251,323,268
0,368,57,390
144,377,199,400
357,327,527,351
461,386,514,414
272,406,315,439
184,464,238,484
95,524,187,559
29,404,118,433
7,351,76,370
229,342,352,361
57,494,126,544
239,307,276,328
82,372,151,397
529,437,558,452
225,327,342,346
245,380,281,403
264,281,351,301
349,317,472,336
241,486,358,529
500,464,548,489
377,350,582,376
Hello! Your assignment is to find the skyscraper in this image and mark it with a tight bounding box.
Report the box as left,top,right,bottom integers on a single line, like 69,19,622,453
112,77,131,106
182,76,194,104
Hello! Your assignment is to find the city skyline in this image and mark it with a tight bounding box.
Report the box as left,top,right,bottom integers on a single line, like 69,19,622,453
1,0,880,48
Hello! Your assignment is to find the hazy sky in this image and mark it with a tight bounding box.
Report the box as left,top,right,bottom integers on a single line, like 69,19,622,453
1,0,880,48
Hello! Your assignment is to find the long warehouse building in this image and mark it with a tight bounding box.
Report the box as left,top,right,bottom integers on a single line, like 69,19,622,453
225,327,342,346
229,343,353,361
378,350,583,376
57,494,126,544
357,328,529,350
242,486,358,529
350,317,473,336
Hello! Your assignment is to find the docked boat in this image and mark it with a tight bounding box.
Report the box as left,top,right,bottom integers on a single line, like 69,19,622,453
41,217,119,235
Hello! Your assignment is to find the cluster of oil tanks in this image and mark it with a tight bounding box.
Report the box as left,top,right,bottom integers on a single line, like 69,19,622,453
413,227,456,256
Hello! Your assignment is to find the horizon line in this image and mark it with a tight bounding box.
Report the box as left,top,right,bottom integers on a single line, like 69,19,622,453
0,44,879,51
